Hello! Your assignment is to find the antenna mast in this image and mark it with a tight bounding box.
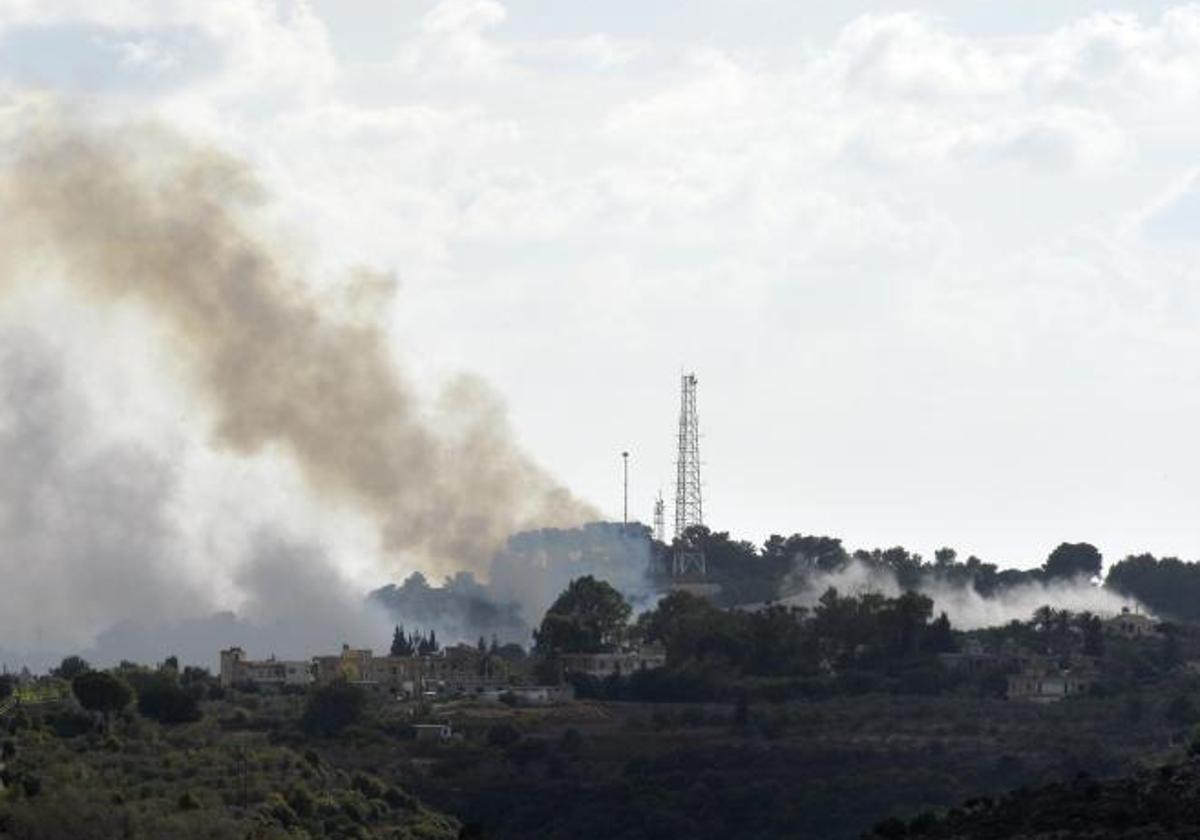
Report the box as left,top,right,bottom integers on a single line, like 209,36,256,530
653,492,666,543
672,372,706,576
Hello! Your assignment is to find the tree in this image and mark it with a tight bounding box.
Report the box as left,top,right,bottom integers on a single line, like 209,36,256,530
1043,543,1102,580
1107,554,1200,621
923,612,956,654
1076,612,1105,657
72,671,133,730
54,655,91,681
934,547,958,569
137,680,201,724
301,680,367,736
534,576,632,654
390,625,414,657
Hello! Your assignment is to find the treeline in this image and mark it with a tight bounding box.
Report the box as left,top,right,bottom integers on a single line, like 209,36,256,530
535,577,960,701
1106,554,1200,622
663,526,1200,623
655,528,1109,606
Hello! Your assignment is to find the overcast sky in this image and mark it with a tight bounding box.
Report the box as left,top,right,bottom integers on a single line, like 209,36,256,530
4,0,1200,576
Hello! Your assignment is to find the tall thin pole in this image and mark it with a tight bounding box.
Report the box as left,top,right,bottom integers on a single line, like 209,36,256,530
621,451,629,527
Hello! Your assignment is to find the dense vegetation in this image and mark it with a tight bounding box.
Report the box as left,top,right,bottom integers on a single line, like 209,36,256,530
0,664,457,839
15,524,1200,838
868,750,1200,839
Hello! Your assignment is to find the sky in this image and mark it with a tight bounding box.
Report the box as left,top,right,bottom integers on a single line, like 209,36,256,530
3,0,1200,606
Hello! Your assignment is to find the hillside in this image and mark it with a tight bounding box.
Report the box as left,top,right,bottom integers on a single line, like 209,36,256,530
868,754,1200,839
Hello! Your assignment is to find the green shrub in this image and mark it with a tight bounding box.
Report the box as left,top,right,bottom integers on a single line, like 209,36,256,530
487,723,520,748
301,682,367,736
351,772,386,800
138,681,201,724
288,783,316,818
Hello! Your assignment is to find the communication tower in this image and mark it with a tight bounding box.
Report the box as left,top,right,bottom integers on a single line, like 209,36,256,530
652,493,666,543
672,372,706,576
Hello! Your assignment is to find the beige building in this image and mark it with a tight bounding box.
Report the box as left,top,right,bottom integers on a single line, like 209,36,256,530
312,645,377,685
219,648,312,689
220,641,519,696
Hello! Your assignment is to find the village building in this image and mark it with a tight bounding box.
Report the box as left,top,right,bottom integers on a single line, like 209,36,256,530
421,644,509,694
219,647,312,689
312,645,376,685
216,641,519,697
365,655,425,695
504,684,575,705
413,723,453,742
938,638,1002,673
1104,608,1158,640
1006,658,1094,703
559,645,667,679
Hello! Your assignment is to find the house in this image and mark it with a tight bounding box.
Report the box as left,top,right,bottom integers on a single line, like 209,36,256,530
503,684,575,706
421,644,509,695
219,648,312,689
413,723,453,742
1007,658,1093,703
1104,608,1158,639
221,640,519,696
312,644,376,685
938,638,1002,673
560,645,667,679
365,655,425,696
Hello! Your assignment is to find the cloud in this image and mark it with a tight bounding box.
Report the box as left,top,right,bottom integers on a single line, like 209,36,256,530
3,1,1200,585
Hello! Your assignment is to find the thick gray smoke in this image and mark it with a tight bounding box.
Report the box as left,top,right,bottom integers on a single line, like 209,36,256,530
0,332,393,670
780,560,1144,629
369,523,657,646
0,112,597,670
0,334,196,654
0,114,594,573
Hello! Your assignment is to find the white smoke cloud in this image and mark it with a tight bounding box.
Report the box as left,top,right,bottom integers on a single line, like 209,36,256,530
780,560,1145,630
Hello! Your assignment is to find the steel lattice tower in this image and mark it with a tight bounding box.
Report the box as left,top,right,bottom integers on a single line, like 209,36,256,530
674,373,702,537
672,373,706,577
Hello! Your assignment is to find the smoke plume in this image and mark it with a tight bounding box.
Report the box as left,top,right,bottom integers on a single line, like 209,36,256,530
0,329,396,669
0,113,594,574
781,560,1144,629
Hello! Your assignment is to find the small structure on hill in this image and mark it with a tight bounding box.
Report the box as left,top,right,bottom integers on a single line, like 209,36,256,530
560,645,666,680
1104,608,1158,640
222,641,516,696
413,723,453,742
219,648,312,689
1006,657,1094,703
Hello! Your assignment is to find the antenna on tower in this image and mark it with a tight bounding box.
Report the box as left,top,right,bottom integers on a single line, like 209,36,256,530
672,372,706,577
652,492,666,543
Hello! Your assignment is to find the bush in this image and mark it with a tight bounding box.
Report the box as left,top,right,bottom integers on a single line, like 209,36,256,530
559,727,583,753
301,681,367,736
137,681,201,724
351,772,386,800
288,783,316,818
384,786,418,811
46,708,95,738
487,723,520,749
